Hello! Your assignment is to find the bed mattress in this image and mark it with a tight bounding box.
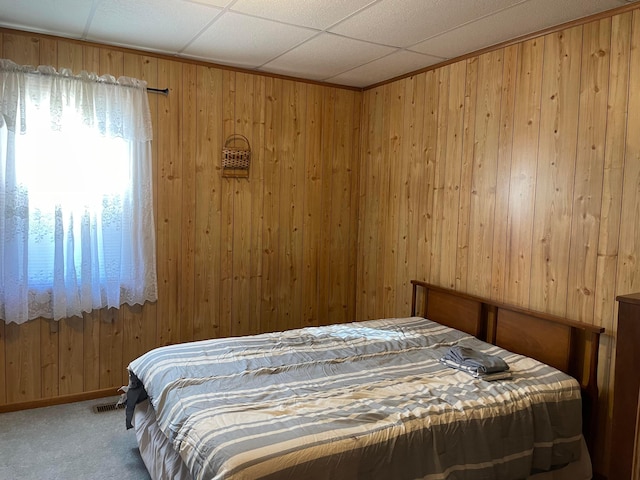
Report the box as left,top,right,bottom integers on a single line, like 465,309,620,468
133,399,591,480
127,317,590,480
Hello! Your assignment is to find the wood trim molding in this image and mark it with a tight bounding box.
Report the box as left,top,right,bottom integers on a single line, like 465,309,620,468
0,387,120,414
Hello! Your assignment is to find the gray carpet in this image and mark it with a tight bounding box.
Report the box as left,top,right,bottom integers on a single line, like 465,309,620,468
0,396,151,480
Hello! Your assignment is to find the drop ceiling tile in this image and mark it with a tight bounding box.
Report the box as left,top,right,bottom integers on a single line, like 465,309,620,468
260,33,395,81
329,0,526,48
231,0,375,29
410,0,625,59
0,0,93,38
327,50,443,87
183,12,316,68
86,0,222,53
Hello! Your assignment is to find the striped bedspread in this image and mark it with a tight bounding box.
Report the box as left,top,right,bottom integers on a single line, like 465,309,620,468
127,317,583,480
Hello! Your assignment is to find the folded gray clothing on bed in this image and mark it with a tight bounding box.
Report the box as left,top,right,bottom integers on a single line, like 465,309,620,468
442,345,509,374
440,358,513,381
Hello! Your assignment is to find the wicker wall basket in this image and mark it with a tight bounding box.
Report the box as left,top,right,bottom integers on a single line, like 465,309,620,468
222,134,251,178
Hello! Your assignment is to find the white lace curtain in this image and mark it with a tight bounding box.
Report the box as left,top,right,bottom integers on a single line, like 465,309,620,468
0,59,157,324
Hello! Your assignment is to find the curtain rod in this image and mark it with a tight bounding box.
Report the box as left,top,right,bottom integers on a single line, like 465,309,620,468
2,60,169,95
147,87,169,95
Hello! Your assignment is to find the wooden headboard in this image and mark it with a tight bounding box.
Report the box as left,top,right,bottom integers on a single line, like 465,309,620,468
410,280,604,452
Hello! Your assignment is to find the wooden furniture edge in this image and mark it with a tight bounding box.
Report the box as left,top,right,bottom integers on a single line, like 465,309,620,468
609,292,640,480
0,387,120,414
410,280,604,334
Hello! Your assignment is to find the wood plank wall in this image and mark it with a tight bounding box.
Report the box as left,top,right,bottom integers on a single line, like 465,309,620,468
357,8,640,476
2,4,640,477
0,30,361,404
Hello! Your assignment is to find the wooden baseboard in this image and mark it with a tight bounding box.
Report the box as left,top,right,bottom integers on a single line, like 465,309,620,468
0,387,120,414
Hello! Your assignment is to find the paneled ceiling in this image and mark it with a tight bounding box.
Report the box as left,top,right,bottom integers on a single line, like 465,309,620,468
0,0,636,88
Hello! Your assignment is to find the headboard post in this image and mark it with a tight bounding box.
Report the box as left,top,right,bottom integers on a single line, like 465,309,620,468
411,282,417,317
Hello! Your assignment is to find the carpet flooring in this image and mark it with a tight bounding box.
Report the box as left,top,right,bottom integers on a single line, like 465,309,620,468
0,396,151,480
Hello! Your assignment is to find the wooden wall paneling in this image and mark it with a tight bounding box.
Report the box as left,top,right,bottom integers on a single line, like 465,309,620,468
249,75,266,335
178,63,197,343
456,57,479,293
596,12,632,343
369,86,384,321
295,83,313,327
317,87,336,325
439,60,467,290
372,85,392,317
56,40,85,396
416,71,438,287
394,75,415,310
594,13,631,472
220,70,235,337
616,9,640,299
530,27,582,316
429,65,451,287
98,49,125,390
37,37,60,399
491,44,518,303
260,77,282,333
231,72,256,337
57,40,83,71
145,54,159,350
156,58,183,347
82,307,101,392
97,307,120,390
567,19,611,323
277,79,293,329
4,320,41,403
2,32,39,64
193,65,223,341
37,207,58,394
121,53,159,378
615,25,640,465
118,292,138,387
283,81,306,330
302,84,324,327
381,81,405,318
615,12,640,439
355,88,370,321
118,304,140,386
119,54,154,383
330,88,354,324
38,37,57,65
348,91,362,322
503,38,544,307
3,33,42,403
467,51,503,298
395,74,426,314
356,87,384,320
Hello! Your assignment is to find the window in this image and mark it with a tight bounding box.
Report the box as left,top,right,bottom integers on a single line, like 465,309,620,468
0,59,157,324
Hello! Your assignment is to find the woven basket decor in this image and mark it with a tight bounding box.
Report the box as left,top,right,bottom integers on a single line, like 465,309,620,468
222,134,251,178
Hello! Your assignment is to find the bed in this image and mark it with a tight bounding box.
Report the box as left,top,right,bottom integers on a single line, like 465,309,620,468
125,280,604,480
